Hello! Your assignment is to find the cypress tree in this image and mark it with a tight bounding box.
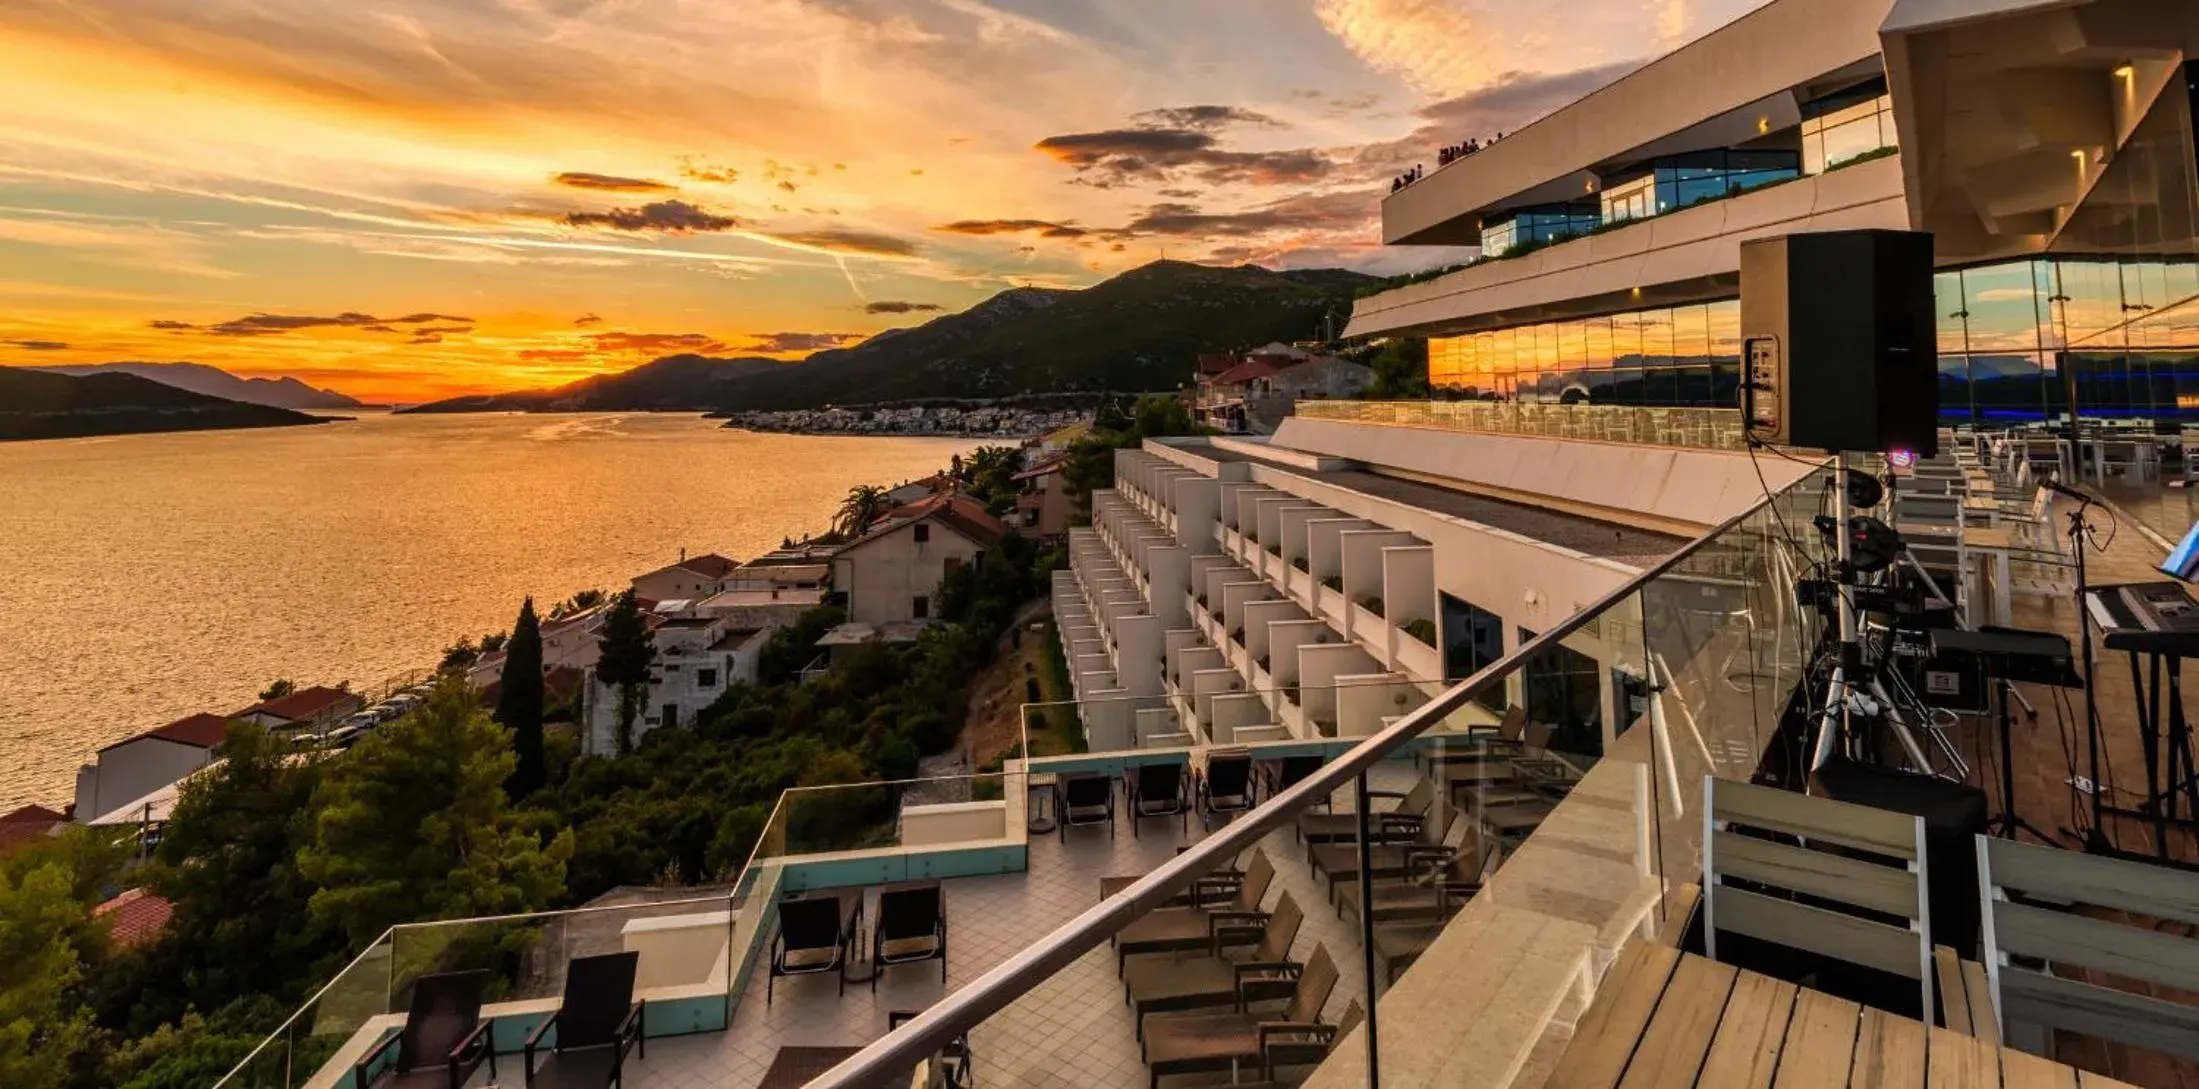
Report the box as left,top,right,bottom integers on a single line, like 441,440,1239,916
498,597,546,797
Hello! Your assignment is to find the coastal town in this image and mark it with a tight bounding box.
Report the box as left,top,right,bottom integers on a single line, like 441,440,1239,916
719,402,1090,437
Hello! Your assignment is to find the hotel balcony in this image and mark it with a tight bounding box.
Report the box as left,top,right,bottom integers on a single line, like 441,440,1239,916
219,455,2189,1089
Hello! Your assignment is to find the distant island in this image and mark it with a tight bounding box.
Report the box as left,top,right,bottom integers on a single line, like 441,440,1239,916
0,367,340,442
402,260,1374,416
23,361,365,410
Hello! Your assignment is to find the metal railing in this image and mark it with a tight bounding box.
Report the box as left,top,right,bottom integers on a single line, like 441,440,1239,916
1297,399,1747,451
808,459,1830,1086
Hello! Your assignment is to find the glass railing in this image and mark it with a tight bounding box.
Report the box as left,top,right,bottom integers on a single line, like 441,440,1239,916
1297,399,1747,451
806,463,1831,1087
214,893,749,1088
749,773,1024,860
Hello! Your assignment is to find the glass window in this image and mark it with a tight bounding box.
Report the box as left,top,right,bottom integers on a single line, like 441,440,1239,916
1557,319,1587,370
1533,322,1559,369
1961,261,2048,355
1605,367,1646,405
1972,351,2047,422
1638,307,1674,368
1937,354,1973,424
1488,327,1516,376
1583,315,1614,370
1674,366,1714,405
1481,217,1518,258
1936,270,1969,355
1710,361,1741,407
1610,310,1642,368
1671,304,1710,364
1642,366,1679,405
1707,300,1740,364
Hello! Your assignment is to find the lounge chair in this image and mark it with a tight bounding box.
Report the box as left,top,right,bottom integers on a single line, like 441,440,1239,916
522,952,644,1089
1334,833,1485,925
1141,944,1341,1087
1255,999,1363,1083
1306,807,1458,908
769,893,859,1004
1123,891,1306,1040
1115,849,1277,974
1295,778,1433,845
888,1010,971,1088
356,970,492,1089
1261,753,1324,801
1126,761,1188,837
872,884,947,990
1059,774,1115,840
1197,748,1256,825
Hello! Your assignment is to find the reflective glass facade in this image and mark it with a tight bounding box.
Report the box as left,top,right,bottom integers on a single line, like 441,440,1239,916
1425,257,2199,426
1598,150,1800,224
1481,206,1601,257
1801,78,1898,175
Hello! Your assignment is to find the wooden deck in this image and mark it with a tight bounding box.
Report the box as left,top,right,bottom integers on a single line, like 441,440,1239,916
1544,941,2142,1089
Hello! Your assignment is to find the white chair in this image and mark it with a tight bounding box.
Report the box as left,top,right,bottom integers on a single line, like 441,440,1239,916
1703,777,1935,1016
1976,835,2199,1061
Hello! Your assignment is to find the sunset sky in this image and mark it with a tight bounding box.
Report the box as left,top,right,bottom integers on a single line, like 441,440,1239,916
0,0,1766,402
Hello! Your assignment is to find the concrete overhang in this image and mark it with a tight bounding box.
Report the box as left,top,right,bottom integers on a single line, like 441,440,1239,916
1380,0,1896,246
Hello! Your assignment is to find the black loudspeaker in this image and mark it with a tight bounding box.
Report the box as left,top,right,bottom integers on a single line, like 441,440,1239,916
1740,229,1938,457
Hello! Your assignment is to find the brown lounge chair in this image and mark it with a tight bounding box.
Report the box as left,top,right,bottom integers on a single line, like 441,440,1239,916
1122,892,1307,1040
1059,774,1116,840
1295,778,1433,845
356,970,493,1089
1196,748,1256,826
1334,835,1486,925
1114,849,1276,974
871,884,947,991
768,893,859,1004
1140,944,1341,1087
1250,999,1364,1083
1372,916,1457,985
522,952,644,1089
1126,761,1189,837
1306,807,1458,908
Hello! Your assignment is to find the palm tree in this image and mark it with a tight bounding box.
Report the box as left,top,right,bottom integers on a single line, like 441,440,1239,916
836,484,889,536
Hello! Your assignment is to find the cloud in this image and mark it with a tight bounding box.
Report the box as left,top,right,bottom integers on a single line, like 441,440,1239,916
1114,191,1374,239
1313,0,1485,98
560,200,739,233
552,171,675,193
763,228,921,257
677,158,740,184
1345,62,1642,177
153,311,476,337
747,331,864,353
587,331,728,354
4,338,68,350
1034,125,1332,188
1129,105,1282,131
933,218,1089,239
864,300,944,314
573,313,602,327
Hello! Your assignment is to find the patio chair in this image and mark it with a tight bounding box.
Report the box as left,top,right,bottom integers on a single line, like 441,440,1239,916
1123,892,1307,1040
1307,806,1459,908
1141,944,1341,1087
1260,753,1324,801
1058,774,1115,841
1334,832,1486,925
1126,761,1189,837
1197,748,1256,825
1115,849,1277,974
1977,835,2199,1060
872,884,948,991
768,893,859,1005
1255,999,1363,1082
888,1010,971,1088
1295,777,1432,845
522,952,644,1089
355,970,492,1089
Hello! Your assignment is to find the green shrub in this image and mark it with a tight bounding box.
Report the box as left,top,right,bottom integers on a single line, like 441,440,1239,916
1358,595,1385,618
1402,618,1437,646
1320,574,1342,592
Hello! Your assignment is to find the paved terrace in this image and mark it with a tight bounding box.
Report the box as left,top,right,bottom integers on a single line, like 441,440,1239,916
418,765,1408,1089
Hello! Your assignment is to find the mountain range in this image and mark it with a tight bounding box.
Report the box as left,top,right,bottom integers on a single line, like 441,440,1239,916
24,362,365,409
0,367,334,441
405,261,1374,414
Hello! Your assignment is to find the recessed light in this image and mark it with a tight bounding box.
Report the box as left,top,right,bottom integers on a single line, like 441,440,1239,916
2114,64,2135,79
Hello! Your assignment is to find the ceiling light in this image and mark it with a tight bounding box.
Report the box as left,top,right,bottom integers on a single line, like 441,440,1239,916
1757,117,1771,135
2113,64,2135,79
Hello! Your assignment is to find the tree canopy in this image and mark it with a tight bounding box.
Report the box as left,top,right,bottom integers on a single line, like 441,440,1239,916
499,597,546,799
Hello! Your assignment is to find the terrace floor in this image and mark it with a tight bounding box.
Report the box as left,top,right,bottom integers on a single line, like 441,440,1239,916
590,768,1401,1089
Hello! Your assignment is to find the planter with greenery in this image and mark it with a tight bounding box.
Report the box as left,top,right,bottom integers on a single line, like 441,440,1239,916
1283,685,1300,705
1320,574,1342,592
1402,618,1438,647
1358,595,1386,619
1256,654,1270,673
1292,556,1309,573
1229,626,1245,645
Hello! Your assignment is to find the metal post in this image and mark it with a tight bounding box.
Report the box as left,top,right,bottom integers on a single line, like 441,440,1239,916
1811,452,1857,774
1354,772,1382,1088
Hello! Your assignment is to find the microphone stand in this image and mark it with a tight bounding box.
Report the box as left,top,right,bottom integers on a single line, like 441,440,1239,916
2059,488,2112,852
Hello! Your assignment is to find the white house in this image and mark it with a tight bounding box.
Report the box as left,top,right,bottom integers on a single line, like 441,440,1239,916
830,492,1008,625
582,613,774,754
74,713,229,825
229,686,362,731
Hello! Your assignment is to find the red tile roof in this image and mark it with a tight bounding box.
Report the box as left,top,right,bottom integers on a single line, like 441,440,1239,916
101,712,231,753
676,553,739,579
838,491,1008,553
1207,357,1284,387
93,889,175,951
0,805,65,857
1011,453,1069,481
234,685,356,724
477,665,586,709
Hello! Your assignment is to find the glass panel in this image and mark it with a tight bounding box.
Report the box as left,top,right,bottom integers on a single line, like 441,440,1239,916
1962,261,2047,354
1671,304,1710,365
1638,307,1675,369
1584,315,1615,370
1707,300,1741,364
1611,310,1643,369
